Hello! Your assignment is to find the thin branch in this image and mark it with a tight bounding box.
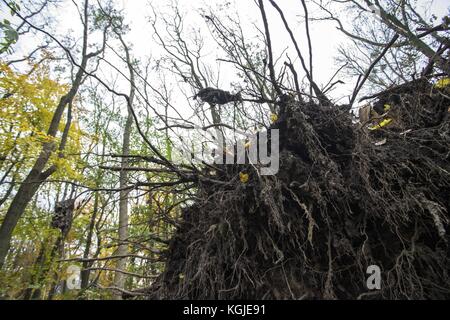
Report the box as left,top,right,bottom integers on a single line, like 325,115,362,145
350,33,399,107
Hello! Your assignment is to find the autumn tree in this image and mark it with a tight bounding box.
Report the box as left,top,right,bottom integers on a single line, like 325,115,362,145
0,0,110,268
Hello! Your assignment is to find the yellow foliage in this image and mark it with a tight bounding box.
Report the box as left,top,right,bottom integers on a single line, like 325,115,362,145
435,77,450,89
239,172,249,183
0,62,85,181
368,118,393,131
270,113,278,123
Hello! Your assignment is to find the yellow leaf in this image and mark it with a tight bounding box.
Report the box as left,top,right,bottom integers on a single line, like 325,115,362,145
270,113,278,123
435,77,450,89
239,172,249,183
368,118,393,131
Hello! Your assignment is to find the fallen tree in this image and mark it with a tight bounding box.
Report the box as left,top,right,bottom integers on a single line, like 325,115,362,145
146,78,449,300
118,2,450,300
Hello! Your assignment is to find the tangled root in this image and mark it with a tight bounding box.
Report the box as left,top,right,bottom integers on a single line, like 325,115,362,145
149,79,450,300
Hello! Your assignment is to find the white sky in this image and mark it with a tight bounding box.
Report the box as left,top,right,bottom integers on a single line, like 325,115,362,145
54,1,448,96
4,0,449,99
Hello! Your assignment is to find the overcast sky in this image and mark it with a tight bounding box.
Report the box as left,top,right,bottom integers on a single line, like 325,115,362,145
4,0,449,100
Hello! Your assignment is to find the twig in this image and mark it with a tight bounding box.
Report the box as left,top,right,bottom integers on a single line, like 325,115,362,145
350,34,400,107
258,0,283,96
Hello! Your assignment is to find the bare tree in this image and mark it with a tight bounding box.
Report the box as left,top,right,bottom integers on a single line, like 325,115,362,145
313,0,450,93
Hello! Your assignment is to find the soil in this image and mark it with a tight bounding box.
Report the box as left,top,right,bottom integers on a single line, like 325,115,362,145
148,79,450,299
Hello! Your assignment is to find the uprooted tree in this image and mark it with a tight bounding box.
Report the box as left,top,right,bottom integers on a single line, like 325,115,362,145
148,77,449,299
142,1,450,299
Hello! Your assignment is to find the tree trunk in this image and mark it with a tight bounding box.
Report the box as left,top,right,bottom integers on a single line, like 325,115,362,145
80,191,99,289
113,35,135,299
0,169,44,268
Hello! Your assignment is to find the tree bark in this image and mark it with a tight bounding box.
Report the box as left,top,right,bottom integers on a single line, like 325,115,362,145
113,35,135,299
80,191,99,290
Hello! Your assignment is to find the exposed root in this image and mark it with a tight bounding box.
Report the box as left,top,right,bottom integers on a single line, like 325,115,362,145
148,79,450,300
